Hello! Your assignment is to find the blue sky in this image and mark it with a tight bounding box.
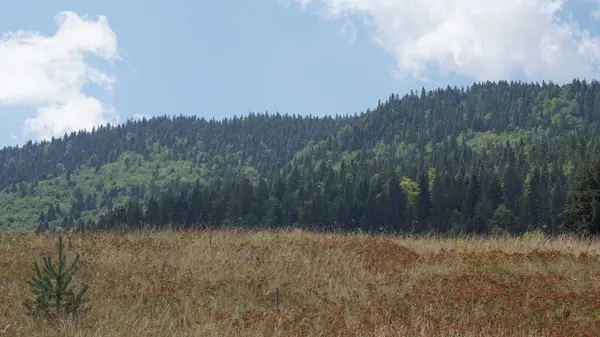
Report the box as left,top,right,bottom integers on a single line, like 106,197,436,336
0,0,600,146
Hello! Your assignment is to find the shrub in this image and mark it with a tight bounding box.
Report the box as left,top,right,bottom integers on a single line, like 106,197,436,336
522,228,547,241
490,225,510,238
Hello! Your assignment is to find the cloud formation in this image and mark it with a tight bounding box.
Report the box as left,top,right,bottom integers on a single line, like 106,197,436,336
0,11,119,140
283,0,600,82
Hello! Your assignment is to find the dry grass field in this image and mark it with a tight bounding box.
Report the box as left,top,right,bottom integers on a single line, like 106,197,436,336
2,229,600,336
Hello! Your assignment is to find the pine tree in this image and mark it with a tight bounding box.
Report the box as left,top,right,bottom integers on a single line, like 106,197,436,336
23,235,90,320
416,172,432,231
563,158,600,235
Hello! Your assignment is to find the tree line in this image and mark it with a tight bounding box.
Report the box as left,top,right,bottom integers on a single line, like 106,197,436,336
42,153,596,236
6,79,600,234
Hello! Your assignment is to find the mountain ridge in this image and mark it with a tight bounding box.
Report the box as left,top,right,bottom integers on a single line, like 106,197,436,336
1,79,600,234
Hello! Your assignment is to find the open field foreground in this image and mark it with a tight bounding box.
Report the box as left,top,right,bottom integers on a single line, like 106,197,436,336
2,230,600,336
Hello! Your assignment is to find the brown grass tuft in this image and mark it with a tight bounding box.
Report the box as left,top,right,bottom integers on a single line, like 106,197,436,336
2,230,600,336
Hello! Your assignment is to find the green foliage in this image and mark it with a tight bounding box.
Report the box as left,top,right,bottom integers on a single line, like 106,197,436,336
23,235,90,320
522,228,547,242
2,80,600,235
563,158,600,235
489,204,516,235
489,225,510,238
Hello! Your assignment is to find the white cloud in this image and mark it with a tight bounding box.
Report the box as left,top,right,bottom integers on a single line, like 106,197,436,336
0,11,120,140
283,0,600,82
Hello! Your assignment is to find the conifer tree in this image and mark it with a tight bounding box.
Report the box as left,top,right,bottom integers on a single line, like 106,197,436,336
563,158,600,235
23,235,90,320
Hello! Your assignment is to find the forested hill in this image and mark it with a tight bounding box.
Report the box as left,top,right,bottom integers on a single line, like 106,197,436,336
2,79,600,235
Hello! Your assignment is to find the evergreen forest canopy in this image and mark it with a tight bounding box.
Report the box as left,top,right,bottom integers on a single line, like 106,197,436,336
2,79,600,235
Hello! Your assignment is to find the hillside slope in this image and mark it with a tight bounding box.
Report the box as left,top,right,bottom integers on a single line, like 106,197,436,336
2,79,600,234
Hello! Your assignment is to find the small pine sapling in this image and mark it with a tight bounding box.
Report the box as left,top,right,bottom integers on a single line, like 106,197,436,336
23,235,90,320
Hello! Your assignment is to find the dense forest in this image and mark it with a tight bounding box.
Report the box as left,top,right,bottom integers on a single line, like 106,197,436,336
3,79,600,235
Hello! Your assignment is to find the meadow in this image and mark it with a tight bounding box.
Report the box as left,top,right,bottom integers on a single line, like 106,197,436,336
1,229,600,336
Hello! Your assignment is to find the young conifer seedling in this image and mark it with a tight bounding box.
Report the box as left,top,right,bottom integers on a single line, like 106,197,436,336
23,235,90,320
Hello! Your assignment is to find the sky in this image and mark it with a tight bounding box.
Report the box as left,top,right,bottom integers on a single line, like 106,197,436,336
1,0,600,147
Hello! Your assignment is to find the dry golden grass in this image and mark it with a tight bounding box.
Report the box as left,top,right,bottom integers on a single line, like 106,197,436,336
2,229,600,336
